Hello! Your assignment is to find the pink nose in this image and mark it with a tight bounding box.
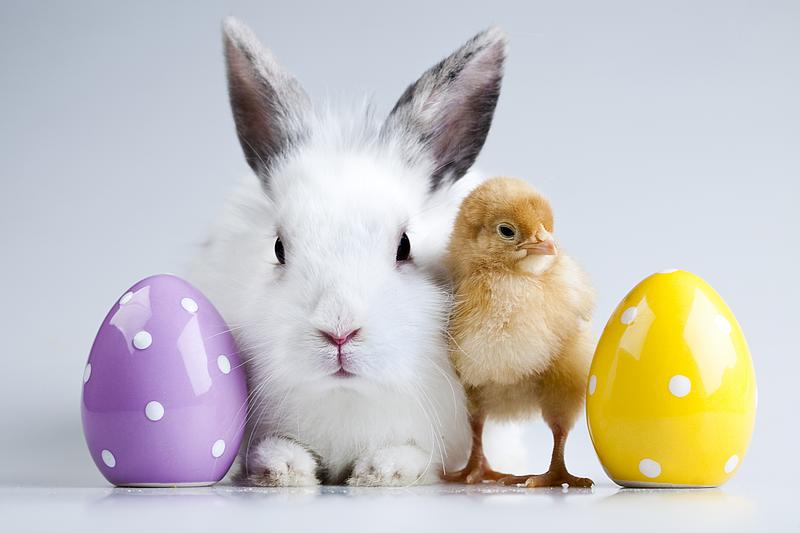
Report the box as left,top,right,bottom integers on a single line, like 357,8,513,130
321,329,360,347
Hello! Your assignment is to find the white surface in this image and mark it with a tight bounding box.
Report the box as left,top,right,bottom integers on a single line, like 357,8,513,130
0,0,798,531
1,483,796,533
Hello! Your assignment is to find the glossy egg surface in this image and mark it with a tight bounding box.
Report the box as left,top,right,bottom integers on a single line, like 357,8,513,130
587,270,756,487
81,274,248,486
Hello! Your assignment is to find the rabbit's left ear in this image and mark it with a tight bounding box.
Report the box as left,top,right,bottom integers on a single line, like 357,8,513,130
383,27,506,190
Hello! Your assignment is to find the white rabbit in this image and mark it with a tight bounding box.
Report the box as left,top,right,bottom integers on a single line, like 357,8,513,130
190,18,506,486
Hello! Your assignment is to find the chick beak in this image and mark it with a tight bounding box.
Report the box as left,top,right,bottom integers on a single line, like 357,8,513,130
518,227,558,256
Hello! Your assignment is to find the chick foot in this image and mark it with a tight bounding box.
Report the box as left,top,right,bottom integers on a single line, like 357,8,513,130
498,469,593,488
498,424,593,488
443,456,510,484
443,413,510,484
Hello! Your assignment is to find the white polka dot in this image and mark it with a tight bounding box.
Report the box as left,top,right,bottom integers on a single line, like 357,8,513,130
669,375,692,398
621,307,637,325
132,331,152,350
83,363,92,384
588,375,597,395
145,401,164,421
659,269,678,274
217,355,231,375
211,439,226,458
715,314,732,335
119,292,133,305
181,297,199,314
101,449,116,468
724,454,739,474
639,458,661,478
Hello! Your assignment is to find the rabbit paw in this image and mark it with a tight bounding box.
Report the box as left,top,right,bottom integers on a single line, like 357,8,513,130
245,436,320,487
348,444,438,487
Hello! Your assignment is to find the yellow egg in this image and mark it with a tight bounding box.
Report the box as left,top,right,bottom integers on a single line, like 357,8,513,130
587,270,757,487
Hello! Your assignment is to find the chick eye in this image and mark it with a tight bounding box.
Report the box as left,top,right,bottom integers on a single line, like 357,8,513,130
497,224,516,239
396,233,411,262
274,237,285,265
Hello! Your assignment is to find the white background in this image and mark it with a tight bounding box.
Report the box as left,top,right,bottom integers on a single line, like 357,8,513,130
1,1,797,530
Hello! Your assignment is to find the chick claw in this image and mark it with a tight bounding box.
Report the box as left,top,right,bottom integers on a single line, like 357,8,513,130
444,414,514,484
496,425,593,488
443,459,510,484
498,468,594,488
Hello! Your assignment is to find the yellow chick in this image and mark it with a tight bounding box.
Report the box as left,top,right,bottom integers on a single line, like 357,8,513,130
443,177,594,487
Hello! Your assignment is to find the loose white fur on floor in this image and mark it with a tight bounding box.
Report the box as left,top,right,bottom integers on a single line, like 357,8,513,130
191,18,506,486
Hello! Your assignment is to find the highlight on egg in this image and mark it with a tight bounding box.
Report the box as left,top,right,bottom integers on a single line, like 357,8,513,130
586,269,757,487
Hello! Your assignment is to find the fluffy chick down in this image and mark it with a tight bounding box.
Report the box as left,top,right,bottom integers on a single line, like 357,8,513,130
445,177,595,430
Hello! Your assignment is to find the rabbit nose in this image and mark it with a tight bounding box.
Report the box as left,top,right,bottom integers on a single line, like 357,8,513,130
320,329,360,347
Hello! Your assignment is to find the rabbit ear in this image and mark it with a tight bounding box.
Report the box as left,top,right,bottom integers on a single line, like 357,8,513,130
223,18,312,183
383,27,506,190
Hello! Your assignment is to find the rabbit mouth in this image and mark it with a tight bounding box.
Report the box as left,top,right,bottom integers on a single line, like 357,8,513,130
332,367,356,378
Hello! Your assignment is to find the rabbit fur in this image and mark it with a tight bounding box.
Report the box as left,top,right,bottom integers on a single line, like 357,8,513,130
190,18,506,486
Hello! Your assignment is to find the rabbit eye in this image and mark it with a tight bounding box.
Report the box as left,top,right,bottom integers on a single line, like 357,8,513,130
396,233,411,262
497,223,516,239
274,237,285,264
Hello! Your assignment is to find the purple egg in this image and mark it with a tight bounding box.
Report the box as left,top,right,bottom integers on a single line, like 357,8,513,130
81,274,248,486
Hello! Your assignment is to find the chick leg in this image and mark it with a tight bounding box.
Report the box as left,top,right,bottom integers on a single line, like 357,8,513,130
442,413,511,484
498,425,593,488
498,331,594,488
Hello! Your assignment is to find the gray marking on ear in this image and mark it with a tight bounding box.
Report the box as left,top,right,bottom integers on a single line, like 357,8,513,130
382,27,507,191
223,17,312,187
